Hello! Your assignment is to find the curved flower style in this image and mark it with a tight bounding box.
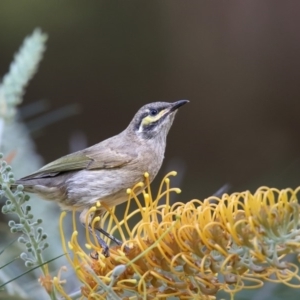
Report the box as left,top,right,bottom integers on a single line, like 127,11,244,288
55,172,300,299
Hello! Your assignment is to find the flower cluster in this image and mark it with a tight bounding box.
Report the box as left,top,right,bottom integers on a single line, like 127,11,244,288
56,172,300,299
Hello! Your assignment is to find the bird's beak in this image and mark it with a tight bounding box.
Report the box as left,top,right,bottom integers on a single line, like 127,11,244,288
169,100,189,112
157,100,189,119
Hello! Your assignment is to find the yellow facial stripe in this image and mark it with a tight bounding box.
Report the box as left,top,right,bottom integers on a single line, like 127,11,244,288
141,109,167,126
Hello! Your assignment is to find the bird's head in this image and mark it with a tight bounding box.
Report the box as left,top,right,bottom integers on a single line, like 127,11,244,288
128,100,189,140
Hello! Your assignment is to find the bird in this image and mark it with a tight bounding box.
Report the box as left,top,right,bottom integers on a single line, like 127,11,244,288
16,100,189,255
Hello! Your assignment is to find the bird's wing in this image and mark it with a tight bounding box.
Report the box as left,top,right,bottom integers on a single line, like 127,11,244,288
20,146,133,180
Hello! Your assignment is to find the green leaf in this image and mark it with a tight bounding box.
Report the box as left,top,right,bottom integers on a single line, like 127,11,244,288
0,238,18,255
0,256,20,269
0,253,66,289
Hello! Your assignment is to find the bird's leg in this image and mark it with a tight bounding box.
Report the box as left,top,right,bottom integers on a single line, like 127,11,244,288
92,209,124,246
87,226,110,257
94,226,123,246
94,226,130,253
80,209,125,257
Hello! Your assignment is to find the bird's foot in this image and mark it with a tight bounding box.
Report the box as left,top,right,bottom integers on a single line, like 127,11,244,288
88,226,110,257
94,226,131,253
87,226,130,257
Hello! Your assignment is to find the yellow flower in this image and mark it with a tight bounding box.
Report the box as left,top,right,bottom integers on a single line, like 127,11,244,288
56,172,300,299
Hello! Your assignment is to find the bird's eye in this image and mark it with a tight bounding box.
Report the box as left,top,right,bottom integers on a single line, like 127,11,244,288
149,109,158,116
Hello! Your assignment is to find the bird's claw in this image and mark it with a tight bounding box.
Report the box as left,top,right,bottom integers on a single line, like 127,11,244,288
87,225,130,257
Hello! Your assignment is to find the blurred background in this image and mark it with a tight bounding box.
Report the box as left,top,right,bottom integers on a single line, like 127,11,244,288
1,1,300,299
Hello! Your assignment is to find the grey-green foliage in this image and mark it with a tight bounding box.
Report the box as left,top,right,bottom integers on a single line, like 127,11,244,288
0,28,46,177
0,28,47,121
0,154,49,268
0,28,49,269
0,28,54,300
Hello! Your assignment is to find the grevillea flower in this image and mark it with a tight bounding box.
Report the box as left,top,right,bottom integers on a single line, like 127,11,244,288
55,172,300,299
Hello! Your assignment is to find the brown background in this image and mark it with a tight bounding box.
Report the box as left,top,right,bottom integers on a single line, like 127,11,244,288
1,1,300,299
1,1,300,200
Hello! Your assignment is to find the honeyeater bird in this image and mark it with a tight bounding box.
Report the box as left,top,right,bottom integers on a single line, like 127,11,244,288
16,100,189,255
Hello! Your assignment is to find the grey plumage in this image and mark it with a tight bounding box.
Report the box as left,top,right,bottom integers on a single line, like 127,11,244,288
16,100,188,223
